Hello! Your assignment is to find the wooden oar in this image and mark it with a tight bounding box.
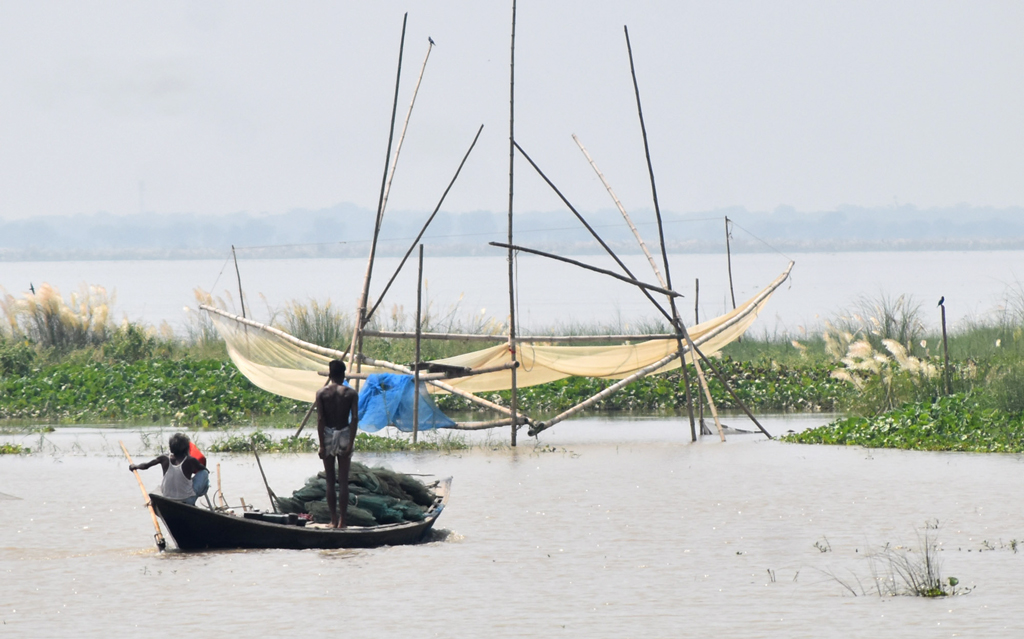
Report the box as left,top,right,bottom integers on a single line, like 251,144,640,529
119,440,166,551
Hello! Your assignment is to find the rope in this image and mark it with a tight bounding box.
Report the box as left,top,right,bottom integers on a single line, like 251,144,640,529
728,219,794,262
208,253,232,293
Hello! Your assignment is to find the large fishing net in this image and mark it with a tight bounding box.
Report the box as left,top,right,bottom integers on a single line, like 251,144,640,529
274,461,437,526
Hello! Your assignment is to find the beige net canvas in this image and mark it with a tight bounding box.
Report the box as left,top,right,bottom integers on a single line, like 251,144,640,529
206,263,792,403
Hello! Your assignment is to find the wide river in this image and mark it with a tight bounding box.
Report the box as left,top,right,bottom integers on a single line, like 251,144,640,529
3,250,1024,334
2,417,1023,637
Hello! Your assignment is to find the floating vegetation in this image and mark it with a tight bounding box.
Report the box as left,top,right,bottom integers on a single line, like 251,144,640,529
0,442,29,454
436,358,846,415
784,394,1024,453
207,430,318,453
824,524,970,597
0,359,303,426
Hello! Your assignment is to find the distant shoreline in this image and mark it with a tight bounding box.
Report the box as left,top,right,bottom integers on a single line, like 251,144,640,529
4,239,1024,261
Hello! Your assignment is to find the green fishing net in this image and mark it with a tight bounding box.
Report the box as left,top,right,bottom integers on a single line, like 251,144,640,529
275,461,434,525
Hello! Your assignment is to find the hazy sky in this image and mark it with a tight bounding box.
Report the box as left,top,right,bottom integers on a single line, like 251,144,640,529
1,1,1022,220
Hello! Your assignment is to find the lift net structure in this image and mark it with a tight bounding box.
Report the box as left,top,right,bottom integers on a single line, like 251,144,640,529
202,263,791,404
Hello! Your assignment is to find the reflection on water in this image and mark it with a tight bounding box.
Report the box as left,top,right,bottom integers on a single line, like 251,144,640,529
3,418,1024,637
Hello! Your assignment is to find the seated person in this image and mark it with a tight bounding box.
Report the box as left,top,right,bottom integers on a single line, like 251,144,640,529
128,433,207,506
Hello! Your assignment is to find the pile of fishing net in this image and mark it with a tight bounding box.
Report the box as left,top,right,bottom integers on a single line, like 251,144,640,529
274,461,436,527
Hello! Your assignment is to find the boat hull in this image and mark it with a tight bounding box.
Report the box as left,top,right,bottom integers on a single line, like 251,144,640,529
149,478,450,551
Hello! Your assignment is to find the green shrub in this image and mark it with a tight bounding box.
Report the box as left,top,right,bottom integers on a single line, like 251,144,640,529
103,323,157,363
0,339,36,377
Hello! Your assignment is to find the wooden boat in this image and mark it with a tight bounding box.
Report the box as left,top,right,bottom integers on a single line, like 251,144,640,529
149,477,451,551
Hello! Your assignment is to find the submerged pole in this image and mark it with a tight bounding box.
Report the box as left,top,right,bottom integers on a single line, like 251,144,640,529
413,244,423,443
231,245,246,319
507,0,519,447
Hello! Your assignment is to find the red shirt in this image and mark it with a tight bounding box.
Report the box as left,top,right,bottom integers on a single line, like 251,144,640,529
188,441,207,468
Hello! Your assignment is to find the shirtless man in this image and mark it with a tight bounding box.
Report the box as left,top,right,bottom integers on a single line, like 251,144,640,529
129,433,205,505
316,359,359,528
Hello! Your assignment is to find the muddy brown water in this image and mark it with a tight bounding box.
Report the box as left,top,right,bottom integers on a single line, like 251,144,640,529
2,415,1023,637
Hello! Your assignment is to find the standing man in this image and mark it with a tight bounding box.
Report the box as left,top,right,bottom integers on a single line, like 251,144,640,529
316,359,359,528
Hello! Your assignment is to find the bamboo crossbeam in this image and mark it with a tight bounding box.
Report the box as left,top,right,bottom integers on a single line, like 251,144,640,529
529,350,681,436
361,329,677,343
453,417,526,430
489,242,682,298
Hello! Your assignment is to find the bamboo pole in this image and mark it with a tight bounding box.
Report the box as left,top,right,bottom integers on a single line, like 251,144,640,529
351,13,409,396
366,124,485,322
940,299,951,395
215,463,227,509
507,0,520,447
231,245,246,319
623,25,697,441
572,133,664,285
453,417,523,430
489,242,683,298
119,441,166,551
413,245,423,443
695,279,699,324
530,351,681,435
725,216,737,311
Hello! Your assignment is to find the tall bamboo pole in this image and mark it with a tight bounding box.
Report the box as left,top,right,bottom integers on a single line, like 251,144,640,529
507,0,520,447
624,25,697,441
350,13,408,394
413,244,423,443
231,245,246,319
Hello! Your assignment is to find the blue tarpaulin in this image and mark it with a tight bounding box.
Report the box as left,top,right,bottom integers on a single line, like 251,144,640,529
357,373,456,432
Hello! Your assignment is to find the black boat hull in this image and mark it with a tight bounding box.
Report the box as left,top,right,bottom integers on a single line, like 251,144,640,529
149,478,450,551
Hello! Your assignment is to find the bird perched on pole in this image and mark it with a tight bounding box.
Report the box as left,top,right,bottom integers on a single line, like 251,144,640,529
938,296,945,307
428,36,435,46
